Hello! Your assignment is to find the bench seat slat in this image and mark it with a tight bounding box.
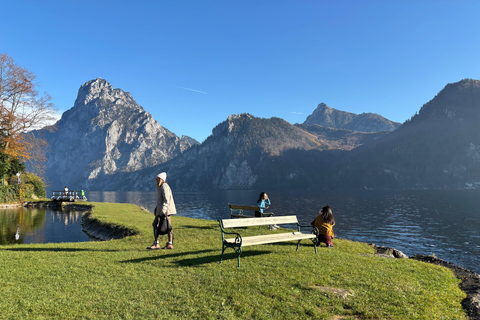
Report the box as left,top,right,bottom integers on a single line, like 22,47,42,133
225,232,315,247
221,215,298,228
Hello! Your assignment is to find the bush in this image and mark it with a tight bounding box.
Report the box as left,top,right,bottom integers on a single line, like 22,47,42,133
22,172,46,198
0,184,33,203
17,183,34,200
0,186,18,203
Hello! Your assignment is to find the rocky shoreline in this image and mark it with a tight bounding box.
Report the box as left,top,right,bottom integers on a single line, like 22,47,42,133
22,201,480,318
81,211,139,241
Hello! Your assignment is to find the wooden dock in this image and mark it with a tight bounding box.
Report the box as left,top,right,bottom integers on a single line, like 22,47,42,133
51,191,87,202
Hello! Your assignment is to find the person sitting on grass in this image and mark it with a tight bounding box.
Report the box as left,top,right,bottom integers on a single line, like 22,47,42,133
311,206,335,247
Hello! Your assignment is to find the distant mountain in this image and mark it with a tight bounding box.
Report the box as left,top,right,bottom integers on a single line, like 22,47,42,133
180,135,200,146
304,103,401,132
116,114,335,191
329,79,480,189
35,78,195,190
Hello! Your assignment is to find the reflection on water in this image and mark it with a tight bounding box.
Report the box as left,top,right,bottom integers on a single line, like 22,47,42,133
89,189,480,273
0,208,90,245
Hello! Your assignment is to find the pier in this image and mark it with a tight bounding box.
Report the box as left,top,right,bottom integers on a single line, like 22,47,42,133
51,190,87,202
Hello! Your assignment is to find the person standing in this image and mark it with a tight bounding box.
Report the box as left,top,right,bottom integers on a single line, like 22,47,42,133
147,172,176,250
311,206,335,247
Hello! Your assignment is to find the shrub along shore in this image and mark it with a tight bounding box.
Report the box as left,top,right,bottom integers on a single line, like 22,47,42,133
0,202,474,319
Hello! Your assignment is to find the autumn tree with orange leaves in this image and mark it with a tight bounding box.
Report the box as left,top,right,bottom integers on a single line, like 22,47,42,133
0,53,57,169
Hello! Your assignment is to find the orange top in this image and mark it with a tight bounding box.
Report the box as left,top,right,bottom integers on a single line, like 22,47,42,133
311,216,335,237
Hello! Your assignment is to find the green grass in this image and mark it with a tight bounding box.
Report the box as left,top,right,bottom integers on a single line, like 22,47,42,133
0,202,466,319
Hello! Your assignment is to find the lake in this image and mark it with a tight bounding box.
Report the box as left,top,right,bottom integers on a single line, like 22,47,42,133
88,189,480,274
0,207,90,245
2,189,479,274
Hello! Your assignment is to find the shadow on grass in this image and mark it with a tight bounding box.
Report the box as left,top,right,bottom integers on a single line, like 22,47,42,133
0,247,118,252
175,250,271,267
119,249,218,264
119,248,272,267
181,225,217,230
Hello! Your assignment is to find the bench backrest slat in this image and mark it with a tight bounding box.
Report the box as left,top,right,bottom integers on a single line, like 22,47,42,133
221,215,298,229
229,204,260,211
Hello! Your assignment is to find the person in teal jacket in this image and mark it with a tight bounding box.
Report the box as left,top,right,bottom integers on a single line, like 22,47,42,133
256,192,279,230
256,192,271,217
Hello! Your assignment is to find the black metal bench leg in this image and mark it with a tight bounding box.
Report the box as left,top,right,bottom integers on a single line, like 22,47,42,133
220,243,226,264
236,247,242,268
296,240,301,251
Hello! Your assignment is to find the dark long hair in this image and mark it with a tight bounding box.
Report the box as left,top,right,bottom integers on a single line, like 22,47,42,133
321,206,335,225
257,192,267,203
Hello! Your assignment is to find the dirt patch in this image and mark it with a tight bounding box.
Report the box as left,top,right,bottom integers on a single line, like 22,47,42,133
313,285,354,299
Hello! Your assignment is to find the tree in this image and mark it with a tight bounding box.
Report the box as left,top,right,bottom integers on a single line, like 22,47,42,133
0,53,57,161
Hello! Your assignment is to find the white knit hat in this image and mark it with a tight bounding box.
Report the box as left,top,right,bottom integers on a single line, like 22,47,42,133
157,172,167,181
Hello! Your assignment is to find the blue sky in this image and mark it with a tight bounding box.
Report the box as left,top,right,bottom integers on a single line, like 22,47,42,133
3,1,480,142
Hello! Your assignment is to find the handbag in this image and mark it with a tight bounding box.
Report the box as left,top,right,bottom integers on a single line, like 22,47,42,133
157,214,172,235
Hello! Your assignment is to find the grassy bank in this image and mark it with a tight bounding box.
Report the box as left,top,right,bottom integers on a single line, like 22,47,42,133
0,202,466,319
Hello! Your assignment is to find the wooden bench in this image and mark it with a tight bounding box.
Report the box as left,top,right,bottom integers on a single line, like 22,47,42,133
218,215,319,267
228,204,274,218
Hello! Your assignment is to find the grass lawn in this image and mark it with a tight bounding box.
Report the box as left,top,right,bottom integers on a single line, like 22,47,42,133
0,202,467,319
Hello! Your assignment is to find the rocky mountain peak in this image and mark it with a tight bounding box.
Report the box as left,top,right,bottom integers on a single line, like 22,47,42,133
304,103,401,132
74,78,139,112
39,78,194,190
316,102,333,113
212,113,253,138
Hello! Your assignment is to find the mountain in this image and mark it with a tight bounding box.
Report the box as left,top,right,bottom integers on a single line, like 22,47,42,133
35,78,480,192
329,79,480,189
36,78,196,190
115,114,335,191
304,103,401,132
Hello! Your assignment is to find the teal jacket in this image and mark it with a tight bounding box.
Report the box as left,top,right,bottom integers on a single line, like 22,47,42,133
257,199,271,213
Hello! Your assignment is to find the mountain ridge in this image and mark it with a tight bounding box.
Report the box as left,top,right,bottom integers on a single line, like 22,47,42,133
35,78,480,191
304,103,401,132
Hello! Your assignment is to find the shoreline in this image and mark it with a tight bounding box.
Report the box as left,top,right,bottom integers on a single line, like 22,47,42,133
369,243,480,319
21,200,480,318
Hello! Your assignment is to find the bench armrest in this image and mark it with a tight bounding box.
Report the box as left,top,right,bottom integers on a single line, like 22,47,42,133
218,219,243,245
298,224,319,236
221,230,242,245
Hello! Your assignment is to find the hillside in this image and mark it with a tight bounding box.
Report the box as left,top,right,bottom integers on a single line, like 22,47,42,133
329,79,480,189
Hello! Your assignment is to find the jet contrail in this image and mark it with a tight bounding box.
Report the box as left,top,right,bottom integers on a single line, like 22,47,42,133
176,86,207,94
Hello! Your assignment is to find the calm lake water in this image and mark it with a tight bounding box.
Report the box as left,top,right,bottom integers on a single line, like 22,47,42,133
88,189,480,274
0,207,90,245
2,189,479,274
